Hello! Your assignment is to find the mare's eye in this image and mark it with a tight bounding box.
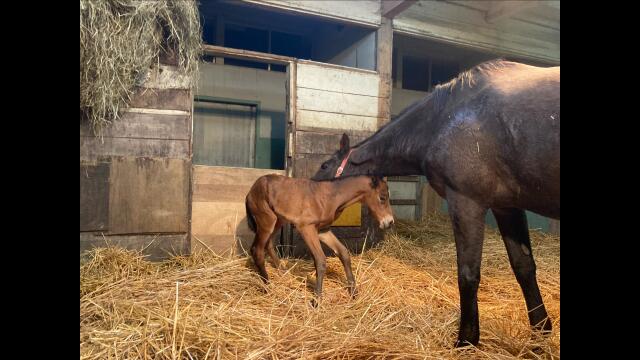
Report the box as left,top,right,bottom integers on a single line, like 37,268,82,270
321,162,329,170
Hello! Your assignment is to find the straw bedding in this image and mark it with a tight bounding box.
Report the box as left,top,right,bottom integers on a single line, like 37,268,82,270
80,215,559,359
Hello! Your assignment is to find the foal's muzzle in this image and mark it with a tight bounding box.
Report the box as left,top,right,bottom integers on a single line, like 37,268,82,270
379,215,395,229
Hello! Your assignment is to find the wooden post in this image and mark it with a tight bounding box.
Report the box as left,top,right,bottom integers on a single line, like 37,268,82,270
215,15,225,64
421,183,442,219
377,17,393,128
549,219,560,236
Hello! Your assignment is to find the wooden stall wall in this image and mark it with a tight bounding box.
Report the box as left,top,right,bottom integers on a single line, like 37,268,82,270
80,62,193,261
292,60,387,256
191,166,285,255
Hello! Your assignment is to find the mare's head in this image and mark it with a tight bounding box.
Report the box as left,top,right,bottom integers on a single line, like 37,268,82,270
311,133,377,181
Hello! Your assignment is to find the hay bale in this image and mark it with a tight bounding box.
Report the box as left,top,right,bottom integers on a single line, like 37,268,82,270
80,0,202,135
80,215,559,359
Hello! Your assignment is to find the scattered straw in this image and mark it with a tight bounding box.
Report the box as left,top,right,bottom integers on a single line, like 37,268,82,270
80,215,559,359
80,0,202,135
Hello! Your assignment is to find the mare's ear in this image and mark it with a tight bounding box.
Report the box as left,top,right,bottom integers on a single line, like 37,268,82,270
339,133,350,153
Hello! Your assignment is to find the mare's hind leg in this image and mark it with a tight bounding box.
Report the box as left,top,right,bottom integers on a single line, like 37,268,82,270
446,188,487,348
492,208,551,333
251,212,278,283
318,230,357,297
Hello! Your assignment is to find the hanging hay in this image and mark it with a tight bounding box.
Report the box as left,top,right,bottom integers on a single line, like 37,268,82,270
80,215,559,359
80,0,202,135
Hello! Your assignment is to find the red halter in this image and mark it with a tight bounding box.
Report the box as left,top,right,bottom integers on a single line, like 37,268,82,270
335,149,354,178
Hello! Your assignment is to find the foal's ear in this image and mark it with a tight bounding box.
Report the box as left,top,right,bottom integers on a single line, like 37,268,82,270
339,133,350,152
370,176,380,188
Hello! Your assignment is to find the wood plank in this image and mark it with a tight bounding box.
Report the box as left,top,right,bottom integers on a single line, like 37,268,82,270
80,233,188,261
390,199,416,206
241,0,382,27
293,154,330,178
202,44,293,65
128,88,192,111
80,112,190,140
297,88,381,118
140,64,191,89
296,109,379,132
421,183,443,218
80,163,110,231
191,234,255,256
193,165,285,186
485,1,539,23
109,157,190,234
295,131,369,155
388,181,418,200
192,184,255,203
392,204,416,220
295,125,375,139
80,137,190,162
191,201,253,236
382,0,418,18
387,176,419,182
296,62,380,97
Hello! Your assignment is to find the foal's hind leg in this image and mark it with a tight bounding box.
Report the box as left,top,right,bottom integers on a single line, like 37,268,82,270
492,208,552,334
251,212,278,283
265,221,285,270
319,230,357,298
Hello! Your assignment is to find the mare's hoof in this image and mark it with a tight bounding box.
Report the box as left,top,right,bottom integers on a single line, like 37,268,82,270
454,338,478,348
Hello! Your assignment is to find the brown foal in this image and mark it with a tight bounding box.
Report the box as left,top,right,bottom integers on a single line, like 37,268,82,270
245,175,394,302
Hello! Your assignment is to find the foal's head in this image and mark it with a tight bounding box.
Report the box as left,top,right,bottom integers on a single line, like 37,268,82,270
362,177,394,229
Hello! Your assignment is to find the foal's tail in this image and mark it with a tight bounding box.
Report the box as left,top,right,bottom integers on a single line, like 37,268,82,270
245,198,257,233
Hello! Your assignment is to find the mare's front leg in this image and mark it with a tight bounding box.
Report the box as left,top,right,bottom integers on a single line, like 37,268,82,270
446,187,487,348
319,230,357,297
492,208,551,333
297,225,327,306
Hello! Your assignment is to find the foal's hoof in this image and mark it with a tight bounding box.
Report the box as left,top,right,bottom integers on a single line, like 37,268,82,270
310,297,321,308
348,286,358,299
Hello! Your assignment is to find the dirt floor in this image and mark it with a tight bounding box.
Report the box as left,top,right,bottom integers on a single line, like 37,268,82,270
80,215,559,359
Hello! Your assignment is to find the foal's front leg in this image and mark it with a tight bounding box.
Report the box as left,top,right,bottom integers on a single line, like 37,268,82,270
297,225,327,305
446,188,488,348
319,230,357,297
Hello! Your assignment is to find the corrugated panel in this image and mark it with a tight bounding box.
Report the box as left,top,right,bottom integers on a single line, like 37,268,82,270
394,1,560,64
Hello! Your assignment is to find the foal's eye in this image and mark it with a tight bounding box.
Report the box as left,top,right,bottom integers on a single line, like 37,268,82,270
321,162,329,170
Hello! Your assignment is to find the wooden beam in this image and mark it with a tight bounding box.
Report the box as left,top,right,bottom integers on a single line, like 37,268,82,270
376,17,393,128
202,44,294,65
381,0,417,19
485,1,539,23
